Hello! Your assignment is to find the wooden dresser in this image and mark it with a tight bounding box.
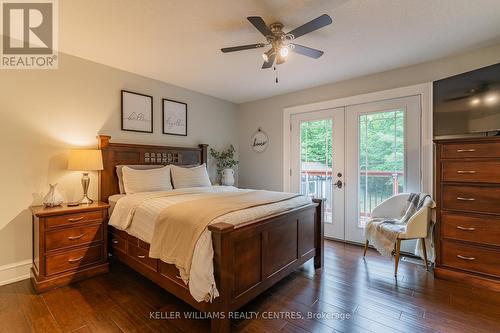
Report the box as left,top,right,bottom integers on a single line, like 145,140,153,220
31,202,110,292
434,136,500,291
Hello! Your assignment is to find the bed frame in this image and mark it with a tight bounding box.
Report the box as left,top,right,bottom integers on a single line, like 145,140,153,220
98,135,324,333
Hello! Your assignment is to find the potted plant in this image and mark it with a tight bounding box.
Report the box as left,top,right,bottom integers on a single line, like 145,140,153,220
210,145,239,186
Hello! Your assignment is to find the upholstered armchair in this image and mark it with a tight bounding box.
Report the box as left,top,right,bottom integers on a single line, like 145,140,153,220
363,193,435,276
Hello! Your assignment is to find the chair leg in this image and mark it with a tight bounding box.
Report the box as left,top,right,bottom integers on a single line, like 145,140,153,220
421,238,429,271
394,239,401,277
363,240,369,257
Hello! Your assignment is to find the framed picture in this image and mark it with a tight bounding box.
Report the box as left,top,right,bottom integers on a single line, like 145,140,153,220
162,99,187,136
121,90,153,133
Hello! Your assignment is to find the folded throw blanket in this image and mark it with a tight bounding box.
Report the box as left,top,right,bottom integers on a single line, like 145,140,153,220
364,193,432,257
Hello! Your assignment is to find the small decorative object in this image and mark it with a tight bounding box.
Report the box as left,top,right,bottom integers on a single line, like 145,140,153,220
121,90,153,133
163,99,187,136
68,149,104,205
43,183,64,207
251,127,269,153
221,168,235,186
210,145,239,186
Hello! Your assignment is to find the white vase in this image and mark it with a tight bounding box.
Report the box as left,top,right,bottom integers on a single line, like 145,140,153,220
43,183,64,207
221,168,235,186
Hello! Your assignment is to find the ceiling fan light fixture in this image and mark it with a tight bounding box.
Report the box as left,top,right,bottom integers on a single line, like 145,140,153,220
263,48,274,62
280,46,289,57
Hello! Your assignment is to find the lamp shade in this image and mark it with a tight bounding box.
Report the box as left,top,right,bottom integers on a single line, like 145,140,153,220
68,149,103,171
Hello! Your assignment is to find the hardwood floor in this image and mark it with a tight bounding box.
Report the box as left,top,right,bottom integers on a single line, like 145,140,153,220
1,240,499,333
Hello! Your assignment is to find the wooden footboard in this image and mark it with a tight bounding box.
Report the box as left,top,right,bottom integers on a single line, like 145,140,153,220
108,199,324,333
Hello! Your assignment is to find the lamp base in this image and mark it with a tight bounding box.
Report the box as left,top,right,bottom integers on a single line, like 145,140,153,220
78,195,94,205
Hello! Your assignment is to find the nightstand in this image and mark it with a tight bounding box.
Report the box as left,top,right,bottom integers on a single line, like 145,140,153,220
30,202,110,293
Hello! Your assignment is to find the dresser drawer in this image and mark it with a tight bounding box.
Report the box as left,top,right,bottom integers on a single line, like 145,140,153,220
442,184,500,214
442,160,500,184
441,211,500,246
110,233,127,254
441,241,500,277
46,245,103,276
127,243,157,271
442,142,500,159
45,210,104,229
46,225,102,252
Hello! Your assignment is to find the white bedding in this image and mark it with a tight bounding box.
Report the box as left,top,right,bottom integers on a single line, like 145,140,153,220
108,186,312,302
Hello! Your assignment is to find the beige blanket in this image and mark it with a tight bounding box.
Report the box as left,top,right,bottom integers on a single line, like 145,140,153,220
149,190,300,283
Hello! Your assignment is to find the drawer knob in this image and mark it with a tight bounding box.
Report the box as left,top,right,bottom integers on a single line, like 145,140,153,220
457,170,476,174
112,240,119,244
457,254,476,261
68,233,85,240
456,226,476,231
457,197,475,201
68,216,84,222
137,255,146,259
456,149,476,153
68,256,84,263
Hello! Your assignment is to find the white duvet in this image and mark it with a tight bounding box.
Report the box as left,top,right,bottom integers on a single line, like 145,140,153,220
108,186,312,302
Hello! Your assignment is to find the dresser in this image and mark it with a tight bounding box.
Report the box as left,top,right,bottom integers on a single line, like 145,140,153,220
434,136,500,291
31,202,110,292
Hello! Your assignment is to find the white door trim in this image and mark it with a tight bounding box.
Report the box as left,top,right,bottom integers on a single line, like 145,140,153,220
283,83,433,195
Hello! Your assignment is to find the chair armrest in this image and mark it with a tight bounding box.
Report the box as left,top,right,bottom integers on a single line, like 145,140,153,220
404,207,430,239
371,194,410,219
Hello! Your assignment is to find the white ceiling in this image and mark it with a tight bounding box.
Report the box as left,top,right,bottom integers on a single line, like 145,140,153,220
59,0,500,103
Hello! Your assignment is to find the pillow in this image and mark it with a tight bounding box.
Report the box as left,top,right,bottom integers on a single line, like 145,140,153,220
121,165,173,194
170,164,211,189
116,164,164,194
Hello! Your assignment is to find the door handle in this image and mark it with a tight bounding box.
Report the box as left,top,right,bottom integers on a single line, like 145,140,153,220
333,180,343,189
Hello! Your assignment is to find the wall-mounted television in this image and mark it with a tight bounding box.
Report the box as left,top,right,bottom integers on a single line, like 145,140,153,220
433,63,500,137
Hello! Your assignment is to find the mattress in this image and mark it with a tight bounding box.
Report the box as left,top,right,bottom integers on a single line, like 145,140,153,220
108,186,312,302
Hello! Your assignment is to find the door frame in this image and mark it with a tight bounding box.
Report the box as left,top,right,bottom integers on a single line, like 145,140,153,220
283,83,433,196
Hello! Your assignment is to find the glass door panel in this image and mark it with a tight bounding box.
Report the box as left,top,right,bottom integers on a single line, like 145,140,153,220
300,119,333,223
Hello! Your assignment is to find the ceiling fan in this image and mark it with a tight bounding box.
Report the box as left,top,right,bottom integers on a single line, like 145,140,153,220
221,14,333,69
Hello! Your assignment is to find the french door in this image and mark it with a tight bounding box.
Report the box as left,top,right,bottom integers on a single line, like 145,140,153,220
290,96,421,246
291,108,345,239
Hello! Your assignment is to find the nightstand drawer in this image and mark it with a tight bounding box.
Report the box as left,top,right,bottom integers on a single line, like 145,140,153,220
46,244,103,276
442,160,500,184
128,243,157,271
45,210,104,229
441,241,500,278
442,184,500,214
45,225,102,252
442,142,500,159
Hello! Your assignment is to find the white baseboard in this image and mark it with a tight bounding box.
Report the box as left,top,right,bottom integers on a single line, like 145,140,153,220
0,259,31,286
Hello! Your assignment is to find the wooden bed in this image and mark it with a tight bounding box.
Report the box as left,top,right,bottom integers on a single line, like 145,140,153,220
98,135,324,333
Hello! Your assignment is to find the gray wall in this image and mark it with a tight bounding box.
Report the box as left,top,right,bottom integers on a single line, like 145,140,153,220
236,43,500,191
0,53,237,269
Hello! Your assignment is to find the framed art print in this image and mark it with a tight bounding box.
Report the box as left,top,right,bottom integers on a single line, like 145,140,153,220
162,99,187,136
121,90,153,133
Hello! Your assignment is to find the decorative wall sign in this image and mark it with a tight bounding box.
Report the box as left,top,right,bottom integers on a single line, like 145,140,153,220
251,127,269,153
162,99,187,136
121,90,153,133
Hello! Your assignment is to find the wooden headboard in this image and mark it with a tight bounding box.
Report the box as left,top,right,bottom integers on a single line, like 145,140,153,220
98,135,208,202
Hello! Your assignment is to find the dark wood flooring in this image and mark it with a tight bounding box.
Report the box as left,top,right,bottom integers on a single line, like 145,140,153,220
1,240,499,333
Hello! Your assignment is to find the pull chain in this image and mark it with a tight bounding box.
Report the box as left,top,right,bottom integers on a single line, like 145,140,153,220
274,65,279,84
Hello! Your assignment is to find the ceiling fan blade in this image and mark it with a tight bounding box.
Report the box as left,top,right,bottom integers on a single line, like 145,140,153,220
291,44,324,59
287,14,332,39
445,95,472,102
247,16,273,37
221,43,265,53
262,53,275,69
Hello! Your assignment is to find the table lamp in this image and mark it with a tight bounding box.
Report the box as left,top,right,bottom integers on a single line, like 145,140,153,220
67,149,103,205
